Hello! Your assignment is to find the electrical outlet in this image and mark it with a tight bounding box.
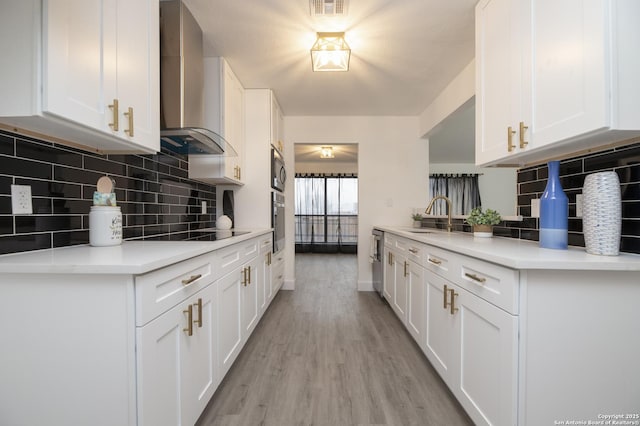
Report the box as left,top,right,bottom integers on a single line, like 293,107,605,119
531,198,540,218
11,184,33,214
201,201,207,215
576,193,583,218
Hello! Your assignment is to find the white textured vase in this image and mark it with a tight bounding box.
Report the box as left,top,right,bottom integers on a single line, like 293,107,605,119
582,171,621,255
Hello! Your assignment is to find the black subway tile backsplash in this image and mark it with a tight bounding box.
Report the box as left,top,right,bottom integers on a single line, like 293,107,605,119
0,130,217,255
423,140,640,255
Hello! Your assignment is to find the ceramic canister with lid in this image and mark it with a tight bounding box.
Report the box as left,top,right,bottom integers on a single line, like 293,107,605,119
89,206,123,246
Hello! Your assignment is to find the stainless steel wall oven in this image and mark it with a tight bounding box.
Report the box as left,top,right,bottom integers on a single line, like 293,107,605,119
272,192,285,253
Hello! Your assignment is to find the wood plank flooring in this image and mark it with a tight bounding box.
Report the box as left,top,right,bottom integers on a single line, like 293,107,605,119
196,253,473,426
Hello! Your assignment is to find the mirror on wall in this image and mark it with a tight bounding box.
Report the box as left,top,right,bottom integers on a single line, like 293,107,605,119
427,99,519,218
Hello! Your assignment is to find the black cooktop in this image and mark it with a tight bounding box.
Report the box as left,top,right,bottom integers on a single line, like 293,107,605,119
188,229,250,241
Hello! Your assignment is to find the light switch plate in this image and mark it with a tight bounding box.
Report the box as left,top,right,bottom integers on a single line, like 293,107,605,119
531,198,540,218
11,184,33,214
201,201,207,215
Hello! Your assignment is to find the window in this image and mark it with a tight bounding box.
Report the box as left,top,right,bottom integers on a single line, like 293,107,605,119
295,174,358,253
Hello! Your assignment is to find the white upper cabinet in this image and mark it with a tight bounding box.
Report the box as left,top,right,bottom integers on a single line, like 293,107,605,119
271,95,284,151
190,57,245,185
0,0,160,153
476,0,640,166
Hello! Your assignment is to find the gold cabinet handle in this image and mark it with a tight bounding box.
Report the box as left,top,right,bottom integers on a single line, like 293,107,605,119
247,266,252,284
108,99,119,131
408,248,419,254
449,288,459,315
464,272,487,284
519,121,528,148
124,107,134,137
388,252,393,265
183,304,193,336
194,298,203,328
428,257,442,265
443,284,449,309
238,166,241,180
507,126,516,152
241,268,247,286
181,274,202,286
403,261,408,277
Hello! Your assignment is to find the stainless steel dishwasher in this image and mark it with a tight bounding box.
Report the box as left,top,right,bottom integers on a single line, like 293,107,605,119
370,228,384,297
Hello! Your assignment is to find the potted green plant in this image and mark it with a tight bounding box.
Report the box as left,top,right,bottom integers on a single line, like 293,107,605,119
465,207,502,237
411,213,423,228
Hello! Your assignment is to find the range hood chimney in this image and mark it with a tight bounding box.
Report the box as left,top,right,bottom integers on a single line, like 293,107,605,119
159,0,235,156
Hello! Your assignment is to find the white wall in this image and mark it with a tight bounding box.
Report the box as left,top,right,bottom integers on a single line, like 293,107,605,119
283,116,428,291
419,60,475,138
428,163,517,217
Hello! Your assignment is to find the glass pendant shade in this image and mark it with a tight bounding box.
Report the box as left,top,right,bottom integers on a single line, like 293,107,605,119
310,32,350,72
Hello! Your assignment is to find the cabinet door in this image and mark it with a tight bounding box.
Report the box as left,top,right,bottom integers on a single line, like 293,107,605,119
241,257,260,338
260,251,272,314
115,0,159,151
44,0,112,131
424,270,456,383
218,269,243,379
525,0,608,149
392,253,408,322
382,247,396,304
181,285,217,426
452,287,518,426
475,0,523,165
223,62,243,182
406,260,426,349
383,249,395,302
136,286,216,426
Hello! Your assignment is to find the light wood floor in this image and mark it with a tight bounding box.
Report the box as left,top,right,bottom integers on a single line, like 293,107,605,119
196,253,473,426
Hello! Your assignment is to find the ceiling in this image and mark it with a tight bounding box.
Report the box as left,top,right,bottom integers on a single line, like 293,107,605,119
183,0,477,116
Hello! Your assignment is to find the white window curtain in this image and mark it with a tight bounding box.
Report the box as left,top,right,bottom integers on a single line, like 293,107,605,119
295,174,358,253
428,174,481,215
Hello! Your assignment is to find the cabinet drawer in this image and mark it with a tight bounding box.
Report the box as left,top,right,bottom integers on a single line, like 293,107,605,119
405,240,425,263
272,260,285,292
423,245,458,283
135,253,215,326
214,238,259,278
259,235,272,254
455,256,519,314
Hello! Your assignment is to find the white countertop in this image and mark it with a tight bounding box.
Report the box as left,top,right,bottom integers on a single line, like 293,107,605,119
376,226,640,271
0,229,271,275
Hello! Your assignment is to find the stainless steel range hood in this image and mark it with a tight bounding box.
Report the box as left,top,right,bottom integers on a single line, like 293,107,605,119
159,0,236,156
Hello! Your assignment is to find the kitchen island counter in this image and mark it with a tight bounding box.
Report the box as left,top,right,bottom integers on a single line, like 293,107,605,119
0,229,271,274
375,226,640,271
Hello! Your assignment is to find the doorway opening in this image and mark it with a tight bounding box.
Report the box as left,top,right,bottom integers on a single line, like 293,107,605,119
293,143,358,256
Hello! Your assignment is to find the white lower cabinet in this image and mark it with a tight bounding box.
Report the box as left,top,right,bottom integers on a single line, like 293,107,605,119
384,234,427,349
217,267,243,380
137,284,217,426
425,270,517,426
385,231,518,425
241,255,260,338
406,260,426,349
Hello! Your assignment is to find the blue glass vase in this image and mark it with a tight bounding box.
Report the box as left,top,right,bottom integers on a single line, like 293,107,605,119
539,161,568,249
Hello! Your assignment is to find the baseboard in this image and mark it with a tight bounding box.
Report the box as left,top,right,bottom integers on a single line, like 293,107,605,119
282,278,295,291
358,280,374,292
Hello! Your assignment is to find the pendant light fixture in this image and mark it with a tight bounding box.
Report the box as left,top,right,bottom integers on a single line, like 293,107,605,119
310,32,351,72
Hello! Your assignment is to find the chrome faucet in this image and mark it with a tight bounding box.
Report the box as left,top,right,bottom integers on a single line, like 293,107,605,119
425,195,453,232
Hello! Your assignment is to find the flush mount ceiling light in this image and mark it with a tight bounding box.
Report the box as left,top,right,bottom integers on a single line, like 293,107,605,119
320,146,335,158
310,32,351,72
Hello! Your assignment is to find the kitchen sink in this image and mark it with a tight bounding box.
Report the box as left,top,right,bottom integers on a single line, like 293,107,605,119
406,229,434,234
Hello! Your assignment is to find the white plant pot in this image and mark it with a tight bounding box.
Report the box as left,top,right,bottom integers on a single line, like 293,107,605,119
473,225,493,238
